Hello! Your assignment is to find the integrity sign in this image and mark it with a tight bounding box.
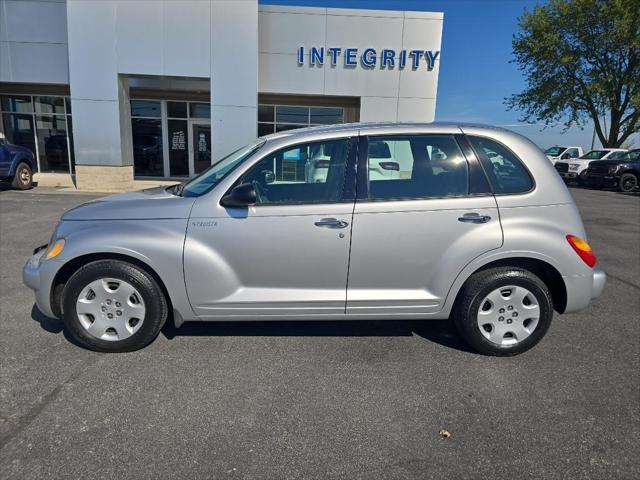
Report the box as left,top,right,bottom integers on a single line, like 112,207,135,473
297,47,440,70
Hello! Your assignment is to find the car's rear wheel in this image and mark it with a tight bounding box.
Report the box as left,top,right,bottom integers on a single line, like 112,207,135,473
61,260,168,352
11,162,33,190
618,173,638,193
452,267,553,356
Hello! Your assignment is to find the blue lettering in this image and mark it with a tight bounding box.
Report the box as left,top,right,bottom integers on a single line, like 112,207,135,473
296,46,439,71
381,49,395,68
361,48,376,68
410,50,423,69
328,47,341,66
425,50,440,70
310,47,324,65
344,48,357,66
399,50,407,69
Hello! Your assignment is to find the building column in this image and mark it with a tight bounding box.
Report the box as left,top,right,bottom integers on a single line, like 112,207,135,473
66,0,134,191
210,0,258,161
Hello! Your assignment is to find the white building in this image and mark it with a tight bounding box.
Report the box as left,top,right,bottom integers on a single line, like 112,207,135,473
0,0,443,191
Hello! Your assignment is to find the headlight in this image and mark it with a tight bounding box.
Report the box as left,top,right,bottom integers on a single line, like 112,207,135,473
569,164,580,171
608,165,621,174
42,238,65,261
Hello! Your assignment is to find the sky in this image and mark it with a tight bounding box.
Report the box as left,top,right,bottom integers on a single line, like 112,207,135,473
260,0,632,150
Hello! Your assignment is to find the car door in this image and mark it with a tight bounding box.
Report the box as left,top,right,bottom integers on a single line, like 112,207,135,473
184,136,356,319
346,132,503,317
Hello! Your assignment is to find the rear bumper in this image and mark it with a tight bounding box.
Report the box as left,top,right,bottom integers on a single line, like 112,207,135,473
592,268,606,299
563,268,606,313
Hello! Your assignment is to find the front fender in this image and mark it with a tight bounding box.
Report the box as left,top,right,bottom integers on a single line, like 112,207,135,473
50,219,196,320
8,152,36,176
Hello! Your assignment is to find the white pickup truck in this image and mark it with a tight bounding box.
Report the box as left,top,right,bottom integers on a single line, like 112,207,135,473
544,146,583,164
554,148,628,184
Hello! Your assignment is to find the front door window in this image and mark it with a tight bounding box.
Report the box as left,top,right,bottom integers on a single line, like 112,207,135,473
237,138,351,205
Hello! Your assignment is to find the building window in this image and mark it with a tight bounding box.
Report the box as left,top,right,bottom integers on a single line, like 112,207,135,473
258,105,344,136
132,119,163,177
130,99,211,178
130,101,163,177
0,94,74,174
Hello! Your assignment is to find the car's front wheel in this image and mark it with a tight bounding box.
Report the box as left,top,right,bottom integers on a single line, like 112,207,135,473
452,267,553,356
61,260,168,352
11,162,33,190
618,173,638,193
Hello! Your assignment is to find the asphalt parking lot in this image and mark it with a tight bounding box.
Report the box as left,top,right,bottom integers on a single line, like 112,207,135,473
0,185,638,479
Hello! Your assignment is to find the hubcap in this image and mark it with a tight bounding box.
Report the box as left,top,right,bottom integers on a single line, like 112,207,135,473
76,278,145,341
477,285,540,346
622,176,637,191
20,167,30,183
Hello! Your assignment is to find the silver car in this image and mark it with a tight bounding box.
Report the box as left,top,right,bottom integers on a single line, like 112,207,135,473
23,123,606,355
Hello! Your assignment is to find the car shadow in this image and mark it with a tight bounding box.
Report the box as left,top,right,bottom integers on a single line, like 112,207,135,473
0,182,38,192
161,317,474,353
30,304,473,353
569,184,639,196
30,305,85,348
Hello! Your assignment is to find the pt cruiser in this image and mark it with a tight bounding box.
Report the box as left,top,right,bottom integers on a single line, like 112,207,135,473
23,123,606,355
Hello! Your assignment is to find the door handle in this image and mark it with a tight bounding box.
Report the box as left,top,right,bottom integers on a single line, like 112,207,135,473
458,213,492,224
314,218,349,229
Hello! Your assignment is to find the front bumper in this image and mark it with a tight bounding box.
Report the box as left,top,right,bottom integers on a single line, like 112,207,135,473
559,171,579,179
584,174,617,187
22,246,58,318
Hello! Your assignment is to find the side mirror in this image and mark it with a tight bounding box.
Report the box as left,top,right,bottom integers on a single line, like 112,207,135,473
221,182,257,207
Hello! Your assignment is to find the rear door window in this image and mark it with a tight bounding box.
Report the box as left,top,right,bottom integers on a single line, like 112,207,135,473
365,135,469,200
468,136,534,194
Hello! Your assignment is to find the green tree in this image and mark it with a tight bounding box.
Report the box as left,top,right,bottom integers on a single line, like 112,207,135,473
506,0,640,147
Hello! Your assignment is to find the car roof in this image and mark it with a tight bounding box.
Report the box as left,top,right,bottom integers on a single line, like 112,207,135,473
260,121,514,141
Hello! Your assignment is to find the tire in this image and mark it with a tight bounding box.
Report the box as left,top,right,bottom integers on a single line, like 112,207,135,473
618,173,638,193
452,267,553,356
61,260,168,352
11,162,33,190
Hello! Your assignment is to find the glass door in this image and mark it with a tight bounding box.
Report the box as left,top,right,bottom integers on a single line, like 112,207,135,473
189,120,211,175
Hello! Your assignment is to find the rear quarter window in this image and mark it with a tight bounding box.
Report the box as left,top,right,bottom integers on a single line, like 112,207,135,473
468,136,534,194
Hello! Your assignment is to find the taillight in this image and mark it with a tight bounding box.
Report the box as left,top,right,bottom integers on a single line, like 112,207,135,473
566,234,597,267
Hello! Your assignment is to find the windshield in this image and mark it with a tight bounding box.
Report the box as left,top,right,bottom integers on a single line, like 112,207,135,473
627,150,640,160
545,146,566,156
180,140,265,197
580,150,608,159
607,151,628,160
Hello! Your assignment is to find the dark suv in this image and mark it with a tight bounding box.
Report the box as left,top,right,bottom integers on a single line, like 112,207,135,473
584,149,640,192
